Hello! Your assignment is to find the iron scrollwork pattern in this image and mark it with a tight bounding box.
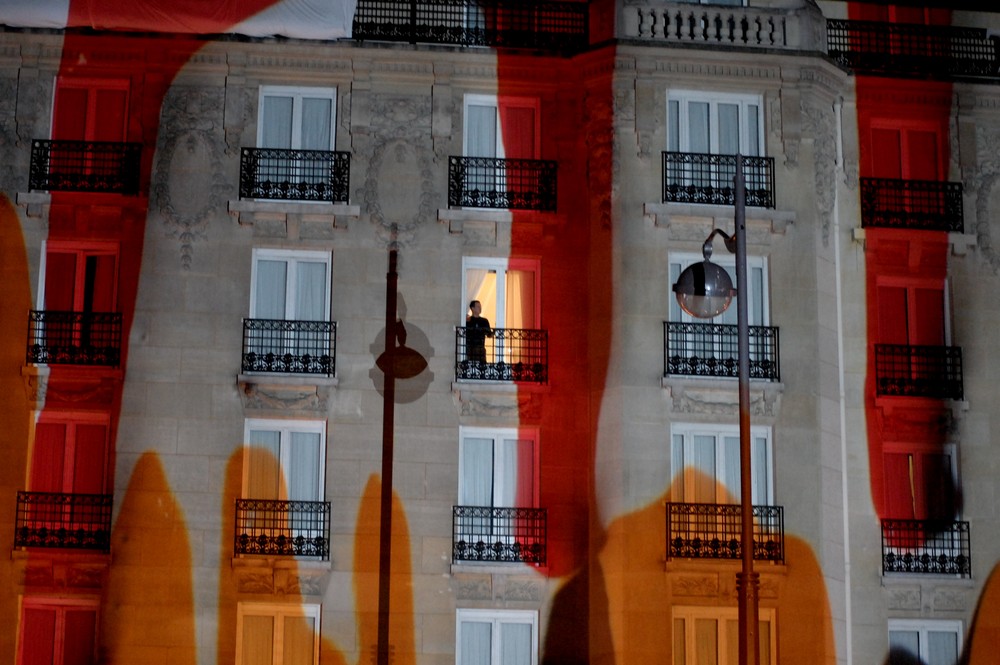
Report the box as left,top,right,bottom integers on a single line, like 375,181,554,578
448,156,557,211
860,177,964,232
874,344,963,400
242,319,337,376
239,147,351,203
235,499,331,559
453,505,547,565
666,502,785,563
662,152,775,209
27,310,123,367
881,519,971,578
455,326,548,384
664,321,780,382
15,491,113,552
29,139,141,195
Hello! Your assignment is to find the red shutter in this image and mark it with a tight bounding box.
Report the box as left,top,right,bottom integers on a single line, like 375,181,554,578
876,285,908,344
905,130,939,181
884,453,916,520
45,252,78,311
870,129,902,179
52,87,89,141
911,287,944,346
21,607,57,665
63,608,98,665
72,424,108,495
31,422,67,493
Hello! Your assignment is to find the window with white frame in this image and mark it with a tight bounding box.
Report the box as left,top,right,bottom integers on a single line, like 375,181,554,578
258,86,336,151
463,256,539,331
670,423,773,505
888,619,962,665
236,602,321,665
457,609,538,665
672,606,775,665
667,91,764,157
243,419,326,502
464,94,540,160
251,249,331,322
669,253,768,327
459,426,538,509
18,598,99,665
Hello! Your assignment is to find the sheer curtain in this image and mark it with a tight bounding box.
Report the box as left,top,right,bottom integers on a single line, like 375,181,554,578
460,621,492,665
500,622,532,665
467,105,498,157
262,96,293,149
296,261,327,321
460,437,494,507
241,615,275,665
288,432,322,502
505,270,534,329
722,435,740,504
255,260,287,319
300,98,331,150
247,430,281,500
283,615,316,664
692,435,717,504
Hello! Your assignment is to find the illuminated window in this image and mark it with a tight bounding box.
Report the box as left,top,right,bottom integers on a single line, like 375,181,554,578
18,598,98,665
236,603,321,665
672,606,776,665
670,423,773,505
243,419,326,502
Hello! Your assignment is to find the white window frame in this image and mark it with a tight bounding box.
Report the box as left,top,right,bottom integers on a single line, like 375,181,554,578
887,618,963,665
456,609,539,665
250,248,332,321
669,252,769,327
672,606,776,665
458,426,540,508
667,90,765,157
17,597,99,665
463,94,541,159
670,423,774,505
257,85,337,150
236,602,321,665
242,418,327,502
461,256,541,329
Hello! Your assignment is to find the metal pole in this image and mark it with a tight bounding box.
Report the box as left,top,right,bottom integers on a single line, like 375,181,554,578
377,248,398,665
734,155,760,665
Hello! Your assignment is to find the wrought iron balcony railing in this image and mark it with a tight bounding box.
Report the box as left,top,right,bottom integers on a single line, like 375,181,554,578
882,519,971,578
666,502,784,563
662,152,775,209
29,139,141,195
860,177,964,233
235,499,331,559
352,0,588,52
453,505,547,565
664,321,780,382
15,491,113,552
455,326,548,383
239,148,350,203
242,319,336,376
875,344,963,400
827,19,1000,80
27,310,122,367
448,156,557,211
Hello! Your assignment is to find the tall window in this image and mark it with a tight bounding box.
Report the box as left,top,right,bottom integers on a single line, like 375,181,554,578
456,609,538,665
30,412,110,495
236,603,321,665
876,279,949,347
672,607,775,665
669,253,767,327
18,598,98,665
667,91,763,157
459,427,538,509
51,78,129,142
251,249,330,323
40,243,118,313
670,424,773,505
257,86,336,151
883,443,958,521
888,619,962,665
464,94,539,160
463,257,539,331
243,419,326,502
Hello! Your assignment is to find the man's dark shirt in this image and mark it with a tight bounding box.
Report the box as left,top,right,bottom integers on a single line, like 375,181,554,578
465,315,493,362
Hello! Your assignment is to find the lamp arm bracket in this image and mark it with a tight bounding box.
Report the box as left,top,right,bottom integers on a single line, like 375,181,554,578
702,228,737,260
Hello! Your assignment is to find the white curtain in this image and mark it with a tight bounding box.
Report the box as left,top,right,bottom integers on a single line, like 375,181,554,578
247,430,281,500
262,96,293,149
460,437,494,506
752,435,769,505
718,103,740,155
671,433,686,501
692,435,717,504
467,105,498,157
687,101,710,154
505,270,534,330
460,621,492,665
723,435,740,504
747,103,760,155
242,615,275,665
283,615,316,665
255,260,287,319
300,98,331,150
295,261,327,321
927,631,959,665
889,631,920,661
500,623,531,665
288,432,322,502
465,267,498,325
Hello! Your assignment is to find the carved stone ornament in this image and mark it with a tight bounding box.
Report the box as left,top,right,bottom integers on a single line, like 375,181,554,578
453,573,493,600
672,573,720,597
664,379,782,419
933,586,969,612
234,569,275,594
973,126,1000,273
360,94,436,247
801,99,837,246
585,90,615,230
457,388,543,421
497,576,543,602
152,87,229,270
886,585,921,610
239,377,333,413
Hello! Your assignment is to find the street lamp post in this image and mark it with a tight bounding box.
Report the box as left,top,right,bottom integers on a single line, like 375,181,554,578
672,155,760,665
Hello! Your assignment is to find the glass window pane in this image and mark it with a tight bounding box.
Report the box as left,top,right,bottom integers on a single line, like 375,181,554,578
747,104,760,156
467,105,498,157
242,615,275,665
300,98,332,150
722,435,740,504
668,100,680,152
262,96,293,149
460,621,493,665
500,622,532,665
694,618,719,665
288,432,322,501
889,630,920,661
725,618,739,665
673,618,686,665
688,102,710,153
255,260,288,319
927,631,958,665
718,104,740,155
692,435,717,503
505,270,535,329
283,614,316,665
295,261,328,321
671,433,685,501
460,437,495,506
247,430,282,500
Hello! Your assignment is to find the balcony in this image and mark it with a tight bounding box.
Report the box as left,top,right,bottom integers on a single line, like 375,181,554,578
827,19,1000,80
860,177,964,233
27,310,122,367
234,499,331,560
882,519,971,578
662,152,775,209
453,506,546,565
666,502,784,563
664,322,780,382
448,156,557,212
239,148,350,203
29,140,141,195
242,319,336,376
352,0,588,52
14,492,112,552
455,326,548,383
875,344,963,400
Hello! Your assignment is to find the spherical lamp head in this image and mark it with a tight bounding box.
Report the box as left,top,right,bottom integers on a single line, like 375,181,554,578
672,260,735,318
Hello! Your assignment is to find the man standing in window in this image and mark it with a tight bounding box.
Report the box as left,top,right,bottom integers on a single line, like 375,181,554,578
466,300,493,366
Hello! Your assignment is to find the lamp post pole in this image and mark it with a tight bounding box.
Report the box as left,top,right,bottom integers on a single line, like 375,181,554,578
733,155,760,665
